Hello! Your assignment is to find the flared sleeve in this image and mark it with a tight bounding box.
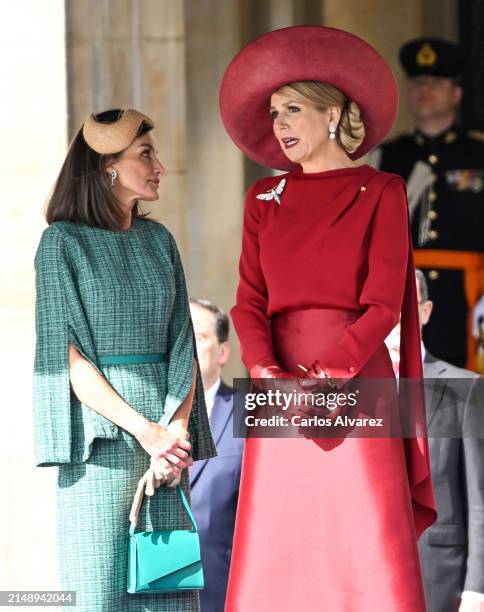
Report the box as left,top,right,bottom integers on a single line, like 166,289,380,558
33,225,118,467
156,228,216,462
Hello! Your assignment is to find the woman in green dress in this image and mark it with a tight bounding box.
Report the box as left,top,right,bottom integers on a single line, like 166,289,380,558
33,108,216,611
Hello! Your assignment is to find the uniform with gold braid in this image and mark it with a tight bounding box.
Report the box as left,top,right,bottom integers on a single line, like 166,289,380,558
376,38,484,369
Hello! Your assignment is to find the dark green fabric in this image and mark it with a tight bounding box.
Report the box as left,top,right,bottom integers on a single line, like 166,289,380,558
97,353,166,366
57,440,199,611
33,218,216,611
33,218,215,466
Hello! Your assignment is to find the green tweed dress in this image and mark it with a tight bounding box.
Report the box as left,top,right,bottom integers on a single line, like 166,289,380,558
33,217,216,612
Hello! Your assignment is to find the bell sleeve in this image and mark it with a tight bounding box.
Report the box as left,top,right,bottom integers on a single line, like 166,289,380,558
158,231,216,462
33,225,118,467
231,182,277,371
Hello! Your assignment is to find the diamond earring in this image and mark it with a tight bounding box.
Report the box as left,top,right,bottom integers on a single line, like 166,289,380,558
110,169,118,186
329,124,337,140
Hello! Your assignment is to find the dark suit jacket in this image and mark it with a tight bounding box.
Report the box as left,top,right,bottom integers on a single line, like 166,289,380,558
420,353,484,612
189,381,244,612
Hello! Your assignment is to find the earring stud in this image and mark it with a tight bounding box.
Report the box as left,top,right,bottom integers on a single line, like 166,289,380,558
110,169,118,186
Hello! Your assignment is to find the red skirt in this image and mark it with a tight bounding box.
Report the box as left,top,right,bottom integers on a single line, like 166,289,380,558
225,309,430,612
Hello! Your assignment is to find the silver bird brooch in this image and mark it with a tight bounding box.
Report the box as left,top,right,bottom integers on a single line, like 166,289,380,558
256,178,286,205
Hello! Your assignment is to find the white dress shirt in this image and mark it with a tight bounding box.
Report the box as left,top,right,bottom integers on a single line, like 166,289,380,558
204,377,221,420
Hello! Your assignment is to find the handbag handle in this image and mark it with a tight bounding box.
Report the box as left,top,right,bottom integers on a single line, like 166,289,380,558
129,486,197,535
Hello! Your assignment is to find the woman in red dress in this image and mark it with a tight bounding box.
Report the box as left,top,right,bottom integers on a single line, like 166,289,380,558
219,26,436,611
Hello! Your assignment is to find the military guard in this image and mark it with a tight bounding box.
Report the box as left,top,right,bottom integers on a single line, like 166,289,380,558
372,38,484,368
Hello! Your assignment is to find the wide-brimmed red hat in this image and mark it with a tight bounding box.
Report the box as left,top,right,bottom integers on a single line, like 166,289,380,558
219,26,398,169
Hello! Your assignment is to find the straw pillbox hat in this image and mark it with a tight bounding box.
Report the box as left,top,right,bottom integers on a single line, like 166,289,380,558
82,109,154,155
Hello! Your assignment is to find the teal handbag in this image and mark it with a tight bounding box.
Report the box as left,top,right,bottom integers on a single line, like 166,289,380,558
127,486,204,593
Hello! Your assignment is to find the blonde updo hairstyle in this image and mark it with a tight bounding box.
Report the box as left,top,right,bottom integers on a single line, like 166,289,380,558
274,81,365,154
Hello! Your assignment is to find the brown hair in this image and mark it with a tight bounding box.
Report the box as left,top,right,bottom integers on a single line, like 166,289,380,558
46,109,153,231
274,81,365,154
189,297,230,343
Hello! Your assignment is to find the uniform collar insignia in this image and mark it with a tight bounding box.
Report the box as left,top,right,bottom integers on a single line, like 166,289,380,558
444,130,457,144
414,132,425,146
414,125,459,146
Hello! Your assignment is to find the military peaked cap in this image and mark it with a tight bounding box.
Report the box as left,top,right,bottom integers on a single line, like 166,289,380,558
400,37,464,78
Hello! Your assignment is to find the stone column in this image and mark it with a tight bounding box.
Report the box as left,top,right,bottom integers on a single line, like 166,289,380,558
183,0,324,380
184,0,247,378
0,0,67,593
424,0,458,40
65,0,188,242
322,0,424,135
242,0,324,187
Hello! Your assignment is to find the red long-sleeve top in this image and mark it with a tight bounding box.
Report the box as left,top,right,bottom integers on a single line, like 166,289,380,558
232,164,418,379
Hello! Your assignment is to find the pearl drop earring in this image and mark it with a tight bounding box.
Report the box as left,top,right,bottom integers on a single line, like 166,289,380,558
329,124,337,140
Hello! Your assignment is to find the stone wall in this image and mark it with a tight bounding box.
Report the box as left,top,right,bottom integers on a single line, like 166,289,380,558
0,0,67,595
62,0,453,380
66,0,189,240
2,0,457,597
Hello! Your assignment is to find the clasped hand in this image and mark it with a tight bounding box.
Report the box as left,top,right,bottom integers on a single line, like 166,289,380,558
250,361,340,419
136,420,191,464
130,422,193,526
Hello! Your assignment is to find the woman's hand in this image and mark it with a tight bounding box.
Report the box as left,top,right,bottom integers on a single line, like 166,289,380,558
150,454,193,488
250,362,317,394
129,451,194,526
129,466,161,527
150,422,193,487
166,420,191,442
135,420,191,465
129,454,193,526
150,456,179,481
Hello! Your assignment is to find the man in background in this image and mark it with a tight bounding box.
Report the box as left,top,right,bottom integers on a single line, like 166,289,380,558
386,270,484,612
373,38,484,368
189,298,244,612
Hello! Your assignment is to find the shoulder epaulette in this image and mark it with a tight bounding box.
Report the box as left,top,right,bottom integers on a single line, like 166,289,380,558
467,129,484,142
